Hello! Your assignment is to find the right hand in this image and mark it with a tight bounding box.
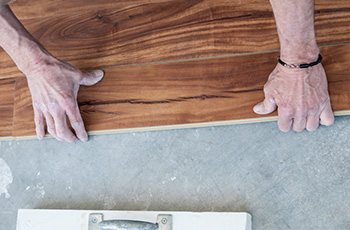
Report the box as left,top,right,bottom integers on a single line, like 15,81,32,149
253,63,334,132
24,56,104,142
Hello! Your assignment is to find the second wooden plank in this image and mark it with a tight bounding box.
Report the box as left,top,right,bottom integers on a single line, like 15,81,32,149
11,44,350,137
1,0,350,79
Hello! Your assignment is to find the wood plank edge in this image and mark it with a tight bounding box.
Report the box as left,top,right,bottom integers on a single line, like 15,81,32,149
3,49,282,80
0,116,278,141
75,41,350,71
2,110,349,141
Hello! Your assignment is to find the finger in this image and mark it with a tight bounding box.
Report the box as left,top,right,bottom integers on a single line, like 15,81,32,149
66,103,88,142
320,103,334,126
80,69,104,86
53,112,78,143
253,97,277,115
277,108,293,132
33,108,45,140
44,112,64,141
293,116,307,132
306,115,320,132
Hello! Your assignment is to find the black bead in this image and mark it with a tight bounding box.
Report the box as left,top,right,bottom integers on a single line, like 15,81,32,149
299,64,309,68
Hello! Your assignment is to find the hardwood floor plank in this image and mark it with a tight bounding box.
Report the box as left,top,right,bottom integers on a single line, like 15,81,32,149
11,44,350,138
12,78,35,137
10,0,173,20
0,79,15,137
1,0,350,79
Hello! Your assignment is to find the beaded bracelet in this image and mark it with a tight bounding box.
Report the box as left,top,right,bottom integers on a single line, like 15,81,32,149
277,54,322,68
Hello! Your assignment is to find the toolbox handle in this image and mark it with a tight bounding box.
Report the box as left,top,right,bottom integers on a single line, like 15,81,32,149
89,213,172,230
99,219,158,230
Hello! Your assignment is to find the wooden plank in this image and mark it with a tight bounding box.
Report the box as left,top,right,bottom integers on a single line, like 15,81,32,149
10,0,350,20
10,44,350,138
0,79,15,137
11,53,268,137
1,0,350,79
10,0,173,20
12,78,34,137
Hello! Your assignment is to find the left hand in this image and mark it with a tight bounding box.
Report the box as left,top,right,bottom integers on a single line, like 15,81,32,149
24,56,104,142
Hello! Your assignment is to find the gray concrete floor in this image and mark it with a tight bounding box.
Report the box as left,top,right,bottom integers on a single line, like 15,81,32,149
1,116,350,230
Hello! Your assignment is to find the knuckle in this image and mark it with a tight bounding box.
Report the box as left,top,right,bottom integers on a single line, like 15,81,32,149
263,85,271,95
34,117,44,125
47,103,61,115
308,106,319,115
56,132,64,139
47,102,58,111
71,121,82,128
296,106,308,117
56,127,66,137
40,103,49,113
279,106,293,115
35,126,44,133
63,99,76,111
69,114,84,128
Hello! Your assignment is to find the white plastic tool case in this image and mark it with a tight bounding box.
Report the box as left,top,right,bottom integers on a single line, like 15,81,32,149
17,209,252,230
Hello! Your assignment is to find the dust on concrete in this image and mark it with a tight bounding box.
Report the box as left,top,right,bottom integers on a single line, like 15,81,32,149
0,158,13,199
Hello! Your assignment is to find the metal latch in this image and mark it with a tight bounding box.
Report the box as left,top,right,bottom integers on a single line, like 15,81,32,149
89,213,172,230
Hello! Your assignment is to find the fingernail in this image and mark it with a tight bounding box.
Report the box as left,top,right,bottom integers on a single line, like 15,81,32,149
97,70,104,78
253,105,260,113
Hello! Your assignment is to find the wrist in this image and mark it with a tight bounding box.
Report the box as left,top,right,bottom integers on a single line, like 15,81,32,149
278,54,322,69
13,41,53,76
280,41,320,64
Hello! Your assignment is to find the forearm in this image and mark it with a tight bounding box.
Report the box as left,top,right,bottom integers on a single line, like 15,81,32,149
270,0,319,63
0,5,49,74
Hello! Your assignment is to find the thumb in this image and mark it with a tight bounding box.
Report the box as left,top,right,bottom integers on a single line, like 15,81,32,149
253,97,277,115
80,70,104,86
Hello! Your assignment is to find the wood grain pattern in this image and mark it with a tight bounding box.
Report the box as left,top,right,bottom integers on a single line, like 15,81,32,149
0,79,15,137
12,77,34,136
11,44,350,137
1,0,350,79
10,0,173,20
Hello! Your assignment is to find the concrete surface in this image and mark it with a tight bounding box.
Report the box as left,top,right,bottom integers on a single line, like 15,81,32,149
1,116,350,230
